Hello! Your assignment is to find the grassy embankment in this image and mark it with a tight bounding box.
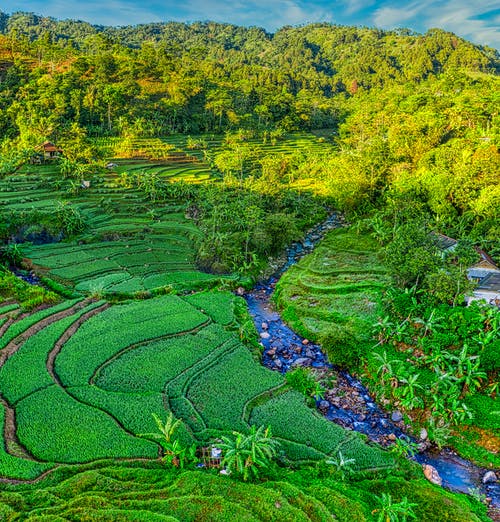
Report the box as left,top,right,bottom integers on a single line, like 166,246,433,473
274,227,500,468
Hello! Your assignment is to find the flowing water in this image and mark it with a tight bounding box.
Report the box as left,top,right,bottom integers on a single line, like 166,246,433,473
244,213,500,509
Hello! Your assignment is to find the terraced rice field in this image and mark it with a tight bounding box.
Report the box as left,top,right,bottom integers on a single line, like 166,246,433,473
1,133,333,295
0,291,393,481
0,166,222,294
274,228,390,366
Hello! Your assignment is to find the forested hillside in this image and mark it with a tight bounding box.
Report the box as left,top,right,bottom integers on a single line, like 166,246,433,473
0,12,498,262
0,12,498,138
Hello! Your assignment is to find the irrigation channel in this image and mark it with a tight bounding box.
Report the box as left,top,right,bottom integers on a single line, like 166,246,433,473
244,213,500,510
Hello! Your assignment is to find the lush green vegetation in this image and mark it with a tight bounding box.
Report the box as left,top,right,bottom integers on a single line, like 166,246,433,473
0,11,498,521
275,226,500,469
0,463,490,522
275,228,389,367
0,290,394,483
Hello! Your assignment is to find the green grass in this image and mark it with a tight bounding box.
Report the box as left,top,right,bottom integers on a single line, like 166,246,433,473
0,298,82,350
15,386,158,463
0,403,54,480
274,228,388,368
187,345,283,432
250,390,394,469
94,323,231,393
0,464,488,522
184,291,238,326
67,387,172,440
0,301,105,404
56,296,208,387
0,289,396,480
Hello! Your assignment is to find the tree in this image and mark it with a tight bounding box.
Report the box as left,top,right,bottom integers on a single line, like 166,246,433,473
384,218,442,288
219,425,280,481
326,451,356,480
140,413,195,468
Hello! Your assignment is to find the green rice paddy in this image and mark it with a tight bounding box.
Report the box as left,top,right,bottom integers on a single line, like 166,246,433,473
0,132,332,295
274,228,390,367
0,291,394,480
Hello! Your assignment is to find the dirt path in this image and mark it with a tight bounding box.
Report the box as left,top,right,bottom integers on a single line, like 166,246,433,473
0,299,92,368
0,395,33,460
0,316,16,338
46,302,111,385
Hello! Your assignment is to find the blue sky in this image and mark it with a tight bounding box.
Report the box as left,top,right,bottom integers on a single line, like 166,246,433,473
2,0,499,49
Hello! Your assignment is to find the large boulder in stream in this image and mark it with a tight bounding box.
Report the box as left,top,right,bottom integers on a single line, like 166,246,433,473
483,471,498,484
423,464,443,486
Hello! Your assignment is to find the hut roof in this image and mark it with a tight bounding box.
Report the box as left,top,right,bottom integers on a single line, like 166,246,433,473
41,141,63,153
434,233,458,251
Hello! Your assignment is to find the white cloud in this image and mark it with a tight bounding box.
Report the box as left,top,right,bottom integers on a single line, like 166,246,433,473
373,0,500,49
176,0,333,29
341,0,376,16
373,2,422,27
4,0,163,25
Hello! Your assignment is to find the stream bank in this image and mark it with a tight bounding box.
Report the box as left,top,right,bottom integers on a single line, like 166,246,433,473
244,213,500,510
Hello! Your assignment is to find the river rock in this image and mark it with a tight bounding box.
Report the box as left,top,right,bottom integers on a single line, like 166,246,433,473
391,411,403,422
305,347,316,358
483,471,498,484
318,400,330,413
273,359,283,370
236,287,245,296
423,464,443,486
419,428,428,441
418,441,431,452
302,339,309,345
388,433,397,441
267,347,276,356
292,357,312,367
260,332,270,339
261,322,268,330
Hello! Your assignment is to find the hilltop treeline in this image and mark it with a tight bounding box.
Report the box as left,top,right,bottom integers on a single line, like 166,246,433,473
0,12,498,140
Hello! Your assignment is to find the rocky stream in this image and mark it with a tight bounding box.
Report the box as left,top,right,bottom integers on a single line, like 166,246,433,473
243,213,500,515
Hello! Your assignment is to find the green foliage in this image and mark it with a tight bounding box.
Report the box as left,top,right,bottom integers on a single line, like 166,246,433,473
0,267,59,310
56,296,207,386
0,302,103,404
94,324,231,394
383,217,442,288
250,390,394,469
219,425,280,481
372,493,417,522
275,228,388,371
16,386,158,463
286,367,325,403
0,462,488,521
389,438,419,459
140,413,197,469
325,451,356,480
186,344,282,432
0,403,54,480
0,298,81,350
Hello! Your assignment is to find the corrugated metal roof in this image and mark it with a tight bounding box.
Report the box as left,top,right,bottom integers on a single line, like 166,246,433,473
434,233,458,251
477,272,500,292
